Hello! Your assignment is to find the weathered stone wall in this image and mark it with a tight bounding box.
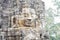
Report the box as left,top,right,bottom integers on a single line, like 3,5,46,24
0,28,49,40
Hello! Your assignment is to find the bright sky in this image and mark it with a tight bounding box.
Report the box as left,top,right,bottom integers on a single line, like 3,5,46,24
42,0,60,24
54,16,60,24
42,0,57,10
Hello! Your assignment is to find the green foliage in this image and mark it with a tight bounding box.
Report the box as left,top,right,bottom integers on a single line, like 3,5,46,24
45,0,60,40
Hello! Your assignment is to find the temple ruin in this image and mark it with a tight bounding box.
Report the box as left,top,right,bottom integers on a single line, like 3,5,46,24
0,0,49,40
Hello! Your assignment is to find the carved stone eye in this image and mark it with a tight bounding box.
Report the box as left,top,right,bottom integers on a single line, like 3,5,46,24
44,35,49,39
40,33,42,38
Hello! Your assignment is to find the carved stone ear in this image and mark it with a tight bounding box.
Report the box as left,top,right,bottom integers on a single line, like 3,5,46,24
13,17,16,24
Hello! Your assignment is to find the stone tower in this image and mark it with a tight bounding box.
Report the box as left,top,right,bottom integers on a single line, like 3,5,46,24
0,0,49,40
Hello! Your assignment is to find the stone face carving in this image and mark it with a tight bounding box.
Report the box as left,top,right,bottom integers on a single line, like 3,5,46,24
0,0,49,40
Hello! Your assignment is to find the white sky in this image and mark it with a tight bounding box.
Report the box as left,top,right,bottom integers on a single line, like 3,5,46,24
42,0,57,10
54,17,60,24
42,0,60,24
